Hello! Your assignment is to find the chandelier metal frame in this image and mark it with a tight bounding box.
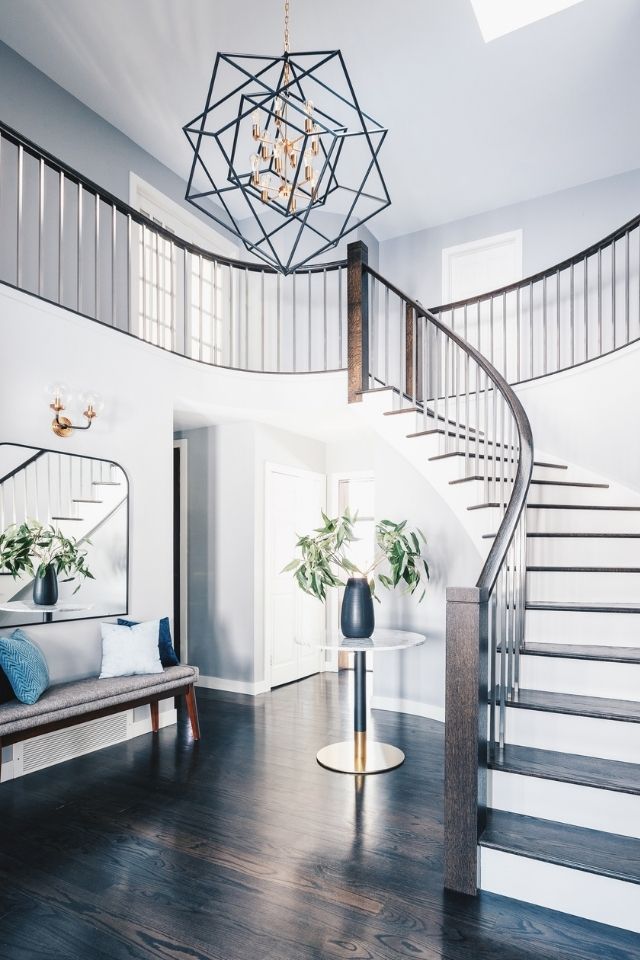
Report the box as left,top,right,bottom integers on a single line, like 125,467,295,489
183,3,389,274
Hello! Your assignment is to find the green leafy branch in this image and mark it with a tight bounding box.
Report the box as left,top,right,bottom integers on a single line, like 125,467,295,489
0,520,95,594
283,509,429,603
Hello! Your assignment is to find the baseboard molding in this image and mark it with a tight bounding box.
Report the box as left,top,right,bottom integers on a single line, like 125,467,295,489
371,695,445,723
130,707,178,737
197,674,270,696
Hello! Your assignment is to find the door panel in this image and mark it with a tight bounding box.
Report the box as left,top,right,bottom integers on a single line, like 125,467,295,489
266,466,324,688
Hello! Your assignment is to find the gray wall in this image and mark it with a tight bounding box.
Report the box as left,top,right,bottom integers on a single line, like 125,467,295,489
380,167,640,307
0,40,225,231
176,421,326,685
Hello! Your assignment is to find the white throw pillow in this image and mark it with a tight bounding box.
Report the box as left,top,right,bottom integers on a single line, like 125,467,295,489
99,620,164,678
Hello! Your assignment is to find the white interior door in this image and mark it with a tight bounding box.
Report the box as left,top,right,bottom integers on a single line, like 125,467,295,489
266,464,325,688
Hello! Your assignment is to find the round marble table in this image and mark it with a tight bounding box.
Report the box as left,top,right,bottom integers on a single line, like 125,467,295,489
296,629,425,774
0,600,92,624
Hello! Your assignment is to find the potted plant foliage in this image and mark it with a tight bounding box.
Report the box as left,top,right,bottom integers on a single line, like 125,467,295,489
284,509,429,638
0,520,94,606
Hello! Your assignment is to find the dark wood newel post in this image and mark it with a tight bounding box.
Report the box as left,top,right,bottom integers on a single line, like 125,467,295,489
444,585,489,896
347,240,369,403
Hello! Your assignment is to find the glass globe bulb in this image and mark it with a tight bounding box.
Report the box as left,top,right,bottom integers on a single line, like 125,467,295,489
47,382,71,409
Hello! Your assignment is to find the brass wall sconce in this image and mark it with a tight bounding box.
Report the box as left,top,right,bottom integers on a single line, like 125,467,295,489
49,384,103,438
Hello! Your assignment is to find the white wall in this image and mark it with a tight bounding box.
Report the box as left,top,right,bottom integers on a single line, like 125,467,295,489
381,167,640,307
515,340,640,494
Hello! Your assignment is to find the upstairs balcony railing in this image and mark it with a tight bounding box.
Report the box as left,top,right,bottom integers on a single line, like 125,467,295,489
430,213,640,384
0,121,347,374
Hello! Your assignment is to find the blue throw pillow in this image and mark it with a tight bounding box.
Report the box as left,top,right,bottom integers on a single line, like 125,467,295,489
0,629,49,705
117,616,179,667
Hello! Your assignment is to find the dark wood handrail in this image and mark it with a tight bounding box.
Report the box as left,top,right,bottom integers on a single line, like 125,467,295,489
365,265,534,593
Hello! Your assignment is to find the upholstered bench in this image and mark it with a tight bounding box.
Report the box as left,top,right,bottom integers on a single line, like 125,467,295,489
0,665,200,777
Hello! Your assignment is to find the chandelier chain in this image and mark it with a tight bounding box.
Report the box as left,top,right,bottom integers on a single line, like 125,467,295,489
284,0,290,53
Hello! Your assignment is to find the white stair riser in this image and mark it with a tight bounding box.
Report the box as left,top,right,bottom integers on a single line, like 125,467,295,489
446,463,567,485
480,848,640,934
527,570,640,604
504,706,640,764
489,769,640,839
464,481,617,507
516,653,640,700
527,507,640,534
525,608,640,646
528,537,640,567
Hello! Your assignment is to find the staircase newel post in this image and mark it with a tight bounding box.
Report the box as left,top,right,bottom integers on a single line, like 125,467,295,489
347,240,369,403
444,585,489,896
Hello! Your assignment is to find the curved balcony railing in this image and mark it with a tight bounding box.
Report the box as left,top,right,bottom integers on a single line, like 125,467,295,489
0,121,347,374
430,212,640,383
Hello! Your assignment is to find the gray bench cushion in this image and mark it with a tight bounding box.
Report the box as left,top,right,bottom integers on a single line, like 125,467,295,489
0,665,198,737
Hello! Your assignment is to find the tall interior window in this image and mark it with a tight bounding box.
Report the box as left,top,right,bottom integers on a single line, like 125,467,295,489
130,176,237,362
138,217,176,350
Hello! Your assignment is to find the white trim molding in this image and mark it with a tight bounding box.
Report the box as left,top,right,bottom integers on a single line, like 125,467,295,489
197,674,270,697
371,694,445,723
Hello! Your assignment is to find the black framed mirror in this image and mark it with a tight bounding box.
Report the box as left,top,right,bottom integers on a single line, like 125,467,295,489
0,443,129,626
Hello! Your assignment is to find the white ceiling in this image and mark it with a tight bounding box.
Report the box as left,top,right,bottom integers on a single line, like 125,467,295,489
0,0,639,240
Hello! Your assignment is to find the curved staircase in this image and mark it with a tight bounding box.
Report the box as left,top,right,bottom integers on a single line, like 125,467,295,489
1,117,639,933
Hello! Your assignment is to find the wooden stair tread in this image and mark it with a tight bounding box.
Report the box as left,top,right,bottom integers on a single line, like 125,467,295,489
521,642,640,663
451,477,607,488
480,810,640,884
526,565,640,573
493,686,640,722
527,503,640,511
489,744,640,794
527,600,640,614
484,531,640,539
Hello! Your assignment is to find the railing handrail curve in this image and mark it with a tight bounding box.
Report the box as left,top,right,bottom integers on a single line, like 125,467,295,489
365,264,534,593
430,210,640,315
0,119,347,277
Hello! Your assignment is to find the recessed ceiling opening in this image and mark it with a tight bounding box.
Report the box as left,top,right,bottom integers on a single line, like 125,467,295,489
470,0,585,43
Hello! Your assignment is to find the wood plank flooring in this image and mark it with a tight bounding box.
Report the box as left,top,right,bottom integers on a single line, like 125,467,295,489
0,673,638,960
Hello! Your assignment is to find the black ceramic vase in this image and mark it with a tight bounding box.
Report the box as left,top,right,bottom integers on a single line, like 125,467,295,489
341,577,374,639
33,565,58,606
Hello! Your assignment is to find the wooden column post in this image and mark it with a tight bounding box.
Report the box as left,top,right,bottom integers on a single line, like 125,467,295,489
347,240,369,403
444,585,489,896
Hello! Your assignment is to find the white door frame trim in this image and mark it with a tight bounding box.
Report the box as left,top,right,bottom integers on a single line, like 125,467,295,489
173,439,189,664
264,461,326,691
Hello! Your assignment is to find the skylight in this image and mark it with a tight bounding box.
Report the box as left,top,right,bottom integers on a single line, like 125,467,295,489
470,0,585,43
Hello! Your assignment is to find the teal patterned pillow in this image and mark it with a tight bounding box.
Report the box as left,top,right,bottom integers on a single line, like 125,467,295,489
0,629,49,704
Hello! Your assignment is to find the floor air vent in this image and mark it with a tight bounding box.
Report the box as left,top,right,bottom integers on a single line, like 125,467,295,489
22,712,130,775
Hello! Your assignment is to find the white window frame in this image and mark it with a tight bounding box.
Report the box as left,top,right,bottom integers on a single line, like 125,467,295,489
129,173,237,257
129,175,238,363
441,229,523,304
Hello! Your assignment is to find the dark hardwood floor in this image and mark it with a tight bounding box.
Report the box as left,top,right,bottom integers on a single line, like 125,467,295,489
0,673,637,960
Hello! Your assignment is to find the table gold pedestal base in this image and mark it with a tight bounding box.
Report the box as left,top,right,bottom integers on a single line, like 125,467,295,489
316,738,404,774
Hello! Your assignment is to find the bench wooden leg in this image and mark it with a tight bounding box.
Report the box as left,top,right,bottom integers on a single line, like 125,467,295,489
185,685,201,741
150,700,159,733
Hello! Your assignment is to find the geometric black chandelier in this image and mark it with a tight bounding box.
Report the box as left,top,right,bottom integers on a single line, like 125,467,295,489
183,0,390,274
